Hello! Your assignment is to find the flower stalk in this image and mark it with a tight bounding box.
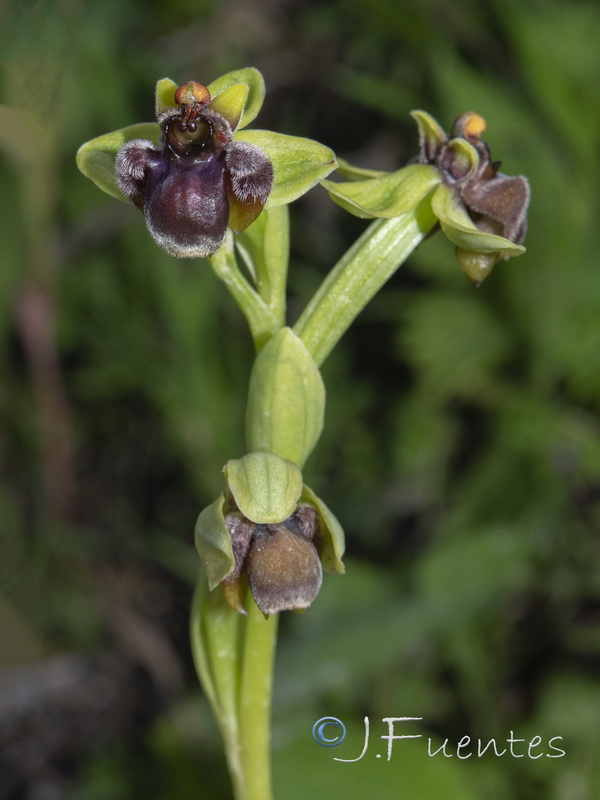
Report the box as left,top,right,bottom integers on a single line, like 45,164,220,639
294,202,437,366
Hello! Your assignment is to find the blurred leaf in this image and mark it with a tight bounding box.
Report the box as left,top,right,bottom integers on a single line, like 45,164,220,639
396,291,511,399
274,724,477,800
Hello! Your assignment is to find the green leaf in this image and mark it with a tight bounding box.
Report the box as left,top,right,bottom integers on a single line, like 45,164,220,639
195,494,235,589
322,164,441,219
76,122,159,201
155,77,178,116
301,484,345,574
246,328,325,466
235,130,337,207
210,83,249,131
431,184,525,256
208,67,265,130
225,452,303,524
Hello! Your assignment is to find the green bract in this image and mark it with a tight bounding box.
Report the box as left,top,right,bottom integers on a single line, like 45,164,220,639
76,68,336,211
246,327,325,467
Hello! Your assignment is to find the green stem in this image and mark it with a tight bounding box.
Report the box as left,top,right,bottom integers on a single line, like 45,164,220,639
293,204,436,366
237,595,279,800
211,232,280,349
197,201,435,800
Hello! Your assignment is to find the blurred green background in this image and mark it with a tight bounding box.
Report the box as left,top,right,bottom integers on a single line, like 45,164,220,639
1,0,599,798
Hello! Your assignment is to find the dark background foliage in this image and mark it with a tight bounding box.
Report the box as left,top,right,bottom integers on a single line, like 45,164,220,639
1,0,599,798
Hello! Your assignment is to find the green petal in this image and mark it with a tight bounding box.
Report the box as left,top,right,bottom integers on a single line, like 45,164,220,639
246,328,325,467
208,67,265,130
322,164,441,219
235,130,337,207
301,485,345,574
155,77,178,116
209,83,249,131
225,452,303,525
431,185,526,257
410,109,447,161
444,136,480,181
76,122,160,201
195,494,235,589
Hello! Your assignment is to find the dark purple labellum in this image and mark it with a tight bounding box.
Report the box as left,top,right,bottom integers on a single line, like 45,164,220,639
115,84,273,258
142,146,230,258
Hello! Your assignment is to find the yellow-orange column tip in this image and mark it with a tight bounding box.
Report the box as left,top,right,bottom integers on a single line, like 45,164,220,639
175,81,211,106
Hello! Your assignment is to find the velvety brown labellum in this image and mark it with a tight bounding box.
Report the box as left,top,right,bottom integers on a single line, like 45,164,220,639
222,503,322,615
247,524,322,615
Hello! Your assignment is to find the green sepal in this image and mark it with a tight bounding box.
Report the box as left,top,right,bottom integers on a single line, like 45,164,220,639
431,184,525,257
246,327,325,466
410,109,447,161
322,164,441,219
210,83,249,131
335,157,387,181
155,77,178,116
76,122,159,201
195,494,235,589
301,484,345,574
207,67,265,130
235,130,337,207
225,452,303,524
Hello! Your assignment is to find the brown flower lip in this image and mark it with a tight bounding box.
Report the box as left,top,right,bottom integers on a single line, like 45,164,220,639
222,503,323,615
115,81,273,258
